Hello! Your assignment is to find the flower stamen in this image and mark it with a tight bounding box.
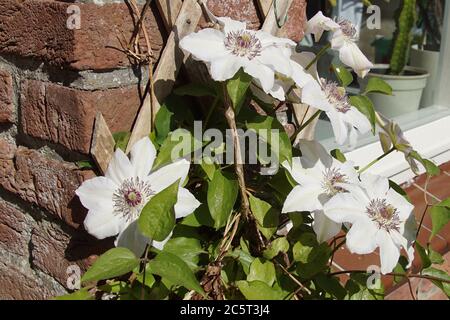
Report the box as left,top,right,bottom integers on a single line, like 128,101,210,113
322,167,348,196
224,30,262,60
338,19,358,40
113,177,154,222
322,79,352,113
366,199,401,232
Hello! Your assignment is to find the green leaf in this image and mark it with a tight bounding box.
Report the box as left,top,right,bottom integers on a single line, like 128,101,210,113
200,158,217,181
430,200,450,240
55,289,94,300
422,267,450,297
314,274,347,300
76,160,95,169
148,251,205,296
415,242,431,269
249,195,279,239
349,95,376,133
363,77,393,95
226,68,252,110
246,115,292,166
81,248,140,284
113,132,132,152
428,248,445,265
134,264,156,288
263,237,289,260
174,83,216,97
332,63,353,87
345,273,384,300
230,248,255,275
154,104,175,144
153,129,201,169
237,280,286,300
422,159,440,177
247,258,276,286
138,180,179,241
163,237,205,271
330,149,347,163
207,170,239,229
293,240,314,264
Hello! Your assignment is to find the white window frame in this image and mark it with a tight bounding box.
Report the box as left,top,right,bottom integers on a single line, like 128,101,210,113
320,2,450,185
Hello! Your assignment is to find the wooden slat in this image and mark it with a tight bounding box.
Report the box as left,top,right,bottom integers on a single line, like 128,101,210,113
156,0,183,31
256,0,273,18
261,0,293,36
91,113,116,175
126,0,202,153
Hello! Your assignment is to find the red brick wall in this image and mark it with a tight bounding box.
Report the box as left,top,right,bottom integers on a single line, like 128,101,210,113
0,0,307,299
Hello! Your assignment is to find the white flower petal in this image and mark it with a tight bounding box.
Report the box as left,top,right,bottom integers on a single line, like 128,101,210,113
256,46,293,77
153,232,173,251
282,184,323,213
323,192,367,224
328,111,349,145
76,176,116,211
345,219,378,254
217,17,246,33
256,31,296,48
336,160,359,184
175,188,201,219
130,137,157,179
312,211,342,243
301,80,331,112
243,61,275,93
179,28,227,62
147,159,191,194
210,55,244,81
390,230,415,269
282,157,324,186
377,230,401,274
84,208,125,240
306,11,340,42
115,220,151,258
360,174,389,199
105,148,134,185
346,108,372,134
386,189,414,221
291,61,314,88
336,41,373,78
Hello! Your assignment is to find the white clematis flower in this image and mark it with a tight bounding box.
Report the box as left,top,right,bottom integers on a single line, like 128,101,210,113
76,137,201,257
302,78,371,148
179,16,296,93
323,174,415,274
252,60,314,102
282,140,359,242
331,19,374,78
306,11,340,42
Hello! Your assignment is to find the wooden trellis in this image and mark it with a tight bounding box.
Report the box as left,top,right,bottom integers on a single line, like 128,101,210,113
91,0,316,173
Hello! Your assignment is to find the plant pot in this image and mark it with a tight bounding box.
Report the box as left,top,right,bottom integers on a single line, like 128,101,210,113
359,64,430,118
410,45,440,107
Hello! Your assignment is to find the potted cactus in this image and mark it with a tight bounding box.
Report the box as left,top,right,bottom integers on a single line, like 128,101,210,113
362,0,430,118
410,0,445,106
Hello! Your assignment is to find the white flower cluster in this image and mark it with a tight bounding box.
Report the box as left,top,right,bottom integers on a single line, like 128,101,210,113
282,140,415,274
76,11,415,276
180,11,372,148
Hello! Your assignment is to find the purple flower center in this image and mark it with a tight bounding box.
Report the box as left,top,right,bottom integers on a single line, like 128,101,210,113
338,19,357,40
113,177,154,221
322,167,348,196
224,30,262,60
322,79,352,113
366,199,401,232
